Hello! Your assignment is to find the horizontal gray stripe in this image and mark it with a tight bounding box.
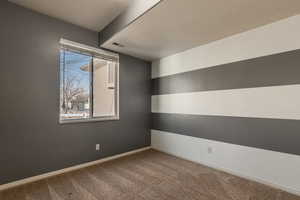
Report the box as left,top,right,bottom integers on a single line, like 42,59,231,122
152,49,300,95
152,113,300,156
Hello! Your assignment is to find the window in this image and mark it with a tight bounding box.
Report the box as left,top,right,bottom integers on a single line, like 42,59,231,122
59,39,119,123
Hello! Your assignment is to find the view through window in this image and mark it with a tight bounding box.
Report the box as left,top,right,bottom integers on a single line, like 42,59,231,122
60,40,119,122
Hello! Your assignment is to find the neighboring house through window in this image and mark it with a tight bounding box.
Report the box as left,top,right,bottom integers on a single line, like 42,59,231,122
59,39,119,123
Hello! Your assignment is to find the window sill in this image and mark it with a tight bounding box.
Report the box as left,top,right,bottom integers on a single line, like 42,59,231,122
59,116,120,124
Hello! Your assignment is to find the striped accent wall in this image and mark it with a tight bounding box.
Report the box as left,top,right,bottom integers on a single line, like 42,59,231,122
151,15,300,194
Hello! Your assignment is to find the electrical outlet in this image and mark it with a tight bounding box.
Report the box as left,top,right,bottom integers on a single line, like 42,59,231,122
96,144,100,151
207,146,213,154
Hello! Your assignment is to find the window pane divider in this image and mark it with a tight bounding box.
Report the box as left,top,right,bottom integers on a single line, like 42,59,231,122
89,58,94,118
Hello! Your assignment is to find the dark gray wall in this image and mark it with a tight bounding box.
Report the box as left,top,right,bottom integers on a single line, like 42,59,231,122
0,1,151,185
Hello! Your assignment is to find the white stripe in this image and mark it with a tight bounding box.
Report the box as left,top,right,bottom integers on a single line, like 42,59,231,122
152,15,300,78
152,84,300,120
151,130,300,196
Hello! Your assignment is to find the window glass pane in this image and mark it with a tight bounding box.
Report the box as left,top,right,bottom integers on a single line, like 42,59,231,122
60,50,92,120
93,57,116,117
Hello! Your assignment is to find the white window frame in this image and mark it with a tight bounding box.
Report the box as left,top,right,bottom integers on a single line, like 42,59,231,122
59,39,119,124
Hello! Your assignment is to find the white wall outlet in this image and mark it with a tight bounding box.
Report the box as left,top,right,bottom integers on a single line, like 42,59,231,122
208,146,213,154
96,144,100,151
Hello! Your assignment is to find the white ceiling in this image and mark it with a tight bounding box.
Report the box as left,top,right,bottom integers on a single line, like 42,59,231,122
8,0,131,31
102,0,300,60
9,0,300,61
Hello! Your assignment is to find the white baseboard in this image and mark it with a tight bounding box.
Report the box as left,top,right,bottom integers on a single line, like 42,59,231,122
0,146,151,191
151,130,300,196
154,147,300,196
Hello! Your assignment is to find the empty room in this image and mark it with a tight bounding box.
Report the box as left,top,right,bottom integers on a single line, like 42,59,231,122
1,0,300,199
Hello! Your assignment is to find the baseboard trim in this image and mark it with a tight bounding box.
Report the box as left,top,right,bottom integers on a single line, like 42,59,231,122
0,146,151,191
152,147,300,196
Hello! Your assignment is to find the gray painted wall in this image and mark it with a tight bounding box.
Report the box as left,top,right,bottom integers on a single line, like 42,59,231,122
152,49,300,156
0,1,151,185
152,49,300,95
152,113,300,156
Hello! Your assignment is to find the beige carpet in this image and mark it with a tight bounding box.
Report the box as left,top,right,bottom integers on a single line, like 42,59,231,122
0,149,299,200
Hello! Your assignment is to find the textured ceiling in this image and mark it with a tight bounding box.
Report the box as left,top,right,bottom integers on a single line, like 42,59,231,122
102,0,300,60
8,0,131,31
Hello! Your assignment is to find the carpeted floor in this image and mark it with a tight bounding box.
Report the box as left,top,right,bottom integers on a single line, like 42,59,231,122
0,149,299,200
